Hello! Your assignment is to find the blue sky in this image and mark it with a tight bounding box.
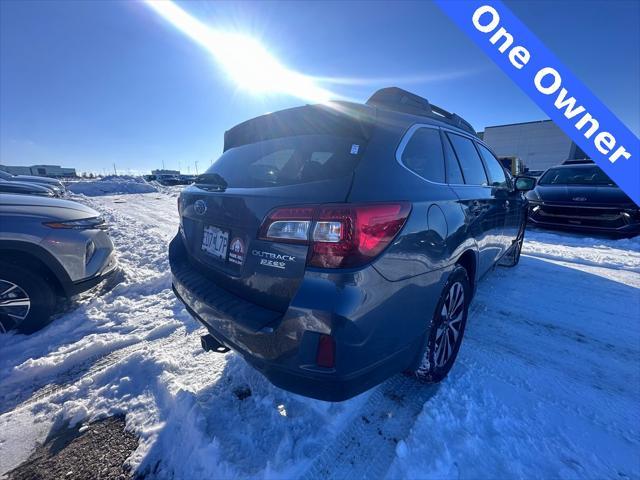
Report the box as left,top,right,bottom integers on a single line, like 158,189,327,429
1,0,638,175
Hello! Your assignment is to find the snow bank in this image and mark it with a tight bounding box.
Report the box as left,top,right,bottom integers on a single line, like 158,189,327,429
67,176,157,196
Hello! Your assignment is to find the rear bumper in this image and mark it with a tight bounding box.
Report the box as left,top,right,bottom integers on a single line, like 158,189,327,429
169,234,447,401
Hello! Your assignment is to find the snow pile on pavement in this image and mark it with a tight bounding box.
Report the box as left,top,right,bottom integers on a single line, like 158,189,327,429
66,176,157,196
0,192,638,479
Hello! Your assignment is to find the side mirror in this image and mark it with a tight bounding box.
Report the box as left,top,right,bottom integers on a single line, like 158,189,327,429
514,176,536,192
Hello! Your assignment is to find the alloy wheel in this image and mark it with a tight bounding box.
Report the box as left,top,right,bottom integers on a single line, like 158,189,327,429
0,279,31,332
433,281,465,368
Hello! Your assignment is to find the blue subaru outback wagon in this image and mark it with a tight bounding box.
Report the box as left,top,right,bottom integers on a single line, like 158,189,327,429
169,87,535,401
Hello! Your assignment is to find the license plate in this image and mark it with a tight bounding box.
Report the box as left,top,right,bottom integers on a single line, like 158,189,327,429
201,225,229,260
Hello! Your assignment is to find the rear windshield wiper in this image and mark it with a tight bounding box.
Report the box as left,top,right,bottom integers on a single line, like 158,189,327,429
195,173,228,191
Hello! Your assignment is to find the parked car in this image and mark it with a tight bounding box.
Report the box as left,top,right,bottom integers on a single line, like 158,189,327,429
156,175,183,186
0,179,57,197
0,169,66,196
526,164,640,236
0,195,117,333
169,87,536,401
157,174,196,186
524,169,545,178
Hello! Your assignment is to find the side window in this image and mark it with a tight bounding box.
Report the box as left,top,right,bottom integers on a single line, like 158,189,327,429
442,133,465,184
400,127,445,183
446,133,488,186
477,144,508,188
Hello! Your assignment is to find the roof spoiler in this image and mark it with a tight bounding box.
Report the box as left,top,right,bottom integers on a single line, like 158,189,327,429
366,87,477,136
223,102,374,152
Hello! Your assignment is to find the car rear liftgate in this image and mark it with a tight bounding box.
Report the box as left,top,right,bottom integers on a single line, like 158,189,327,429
178,103,374,316
180,177,357,314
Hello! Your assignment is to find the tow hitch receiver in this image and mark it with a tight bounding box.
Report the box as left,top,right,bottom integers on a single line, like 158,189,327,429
201,334,230,353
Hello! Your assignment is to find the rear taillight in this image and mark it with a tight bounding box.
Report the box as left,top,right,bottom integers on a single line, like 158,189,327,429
258,203,411,268
258,206,315,244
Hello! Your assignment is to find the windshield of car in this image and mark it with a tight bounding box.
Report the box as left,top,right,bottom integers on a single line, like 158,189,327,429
538,166,617,186
199,134,365,188
0,170,14,180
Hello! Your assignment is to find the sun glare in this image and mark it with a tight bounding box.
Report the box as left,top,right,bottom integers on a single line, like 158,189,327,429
144,0,334,103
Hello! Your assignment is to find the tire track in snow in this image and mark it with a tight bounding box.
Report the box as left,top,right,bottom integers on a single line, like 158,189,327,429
301,302,483,480
6,328,187,414
302,377,439,480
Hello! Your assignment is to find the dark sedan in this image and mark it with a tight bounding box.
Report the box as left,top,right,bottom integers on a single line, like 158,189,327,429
526,164,640,236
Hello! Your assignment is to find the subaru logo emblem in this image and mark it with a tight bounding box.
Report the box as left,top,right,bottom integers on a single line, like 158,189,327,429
572,196,587,202
194,199,207,215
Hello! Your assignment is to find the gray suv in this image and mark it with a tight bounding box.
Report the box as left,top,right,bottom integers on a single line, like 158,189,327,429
0,194,117,333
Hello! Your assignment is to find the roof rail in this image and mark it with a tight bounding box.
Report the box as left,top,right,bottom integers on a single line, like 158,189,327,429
365,87,477,136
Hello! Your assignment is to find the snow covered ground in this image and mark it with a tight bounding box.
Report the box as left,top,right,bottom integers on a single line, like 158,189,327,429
1,188,639,479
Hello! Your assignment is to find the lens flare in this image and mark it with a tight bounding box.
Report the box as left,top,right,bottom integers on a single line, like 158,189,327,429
144,0,334,103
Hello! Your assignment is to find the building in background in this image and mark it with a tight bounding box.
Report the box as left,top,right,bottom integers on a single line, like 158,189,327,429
0,164,77,178
481,120,588,172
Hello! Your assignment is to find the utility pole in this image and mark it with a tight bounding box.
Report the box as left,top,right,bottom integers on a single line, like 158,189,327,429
195,161,199,175
113,163,117,176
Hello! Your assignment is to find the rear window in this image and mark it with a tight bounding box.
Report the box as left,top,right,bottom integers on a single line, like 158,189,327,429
447,133,488,186
199,135,365,188
400,127,445,183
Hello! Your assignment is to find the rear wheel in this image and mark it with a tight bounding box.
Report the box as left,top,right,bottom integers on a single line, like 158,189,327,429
409,265,470,383
0,262,56,334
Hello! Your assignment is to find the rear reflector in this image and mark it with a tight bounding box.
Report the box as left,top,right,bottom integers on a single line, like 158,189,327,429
316,334,335,368
259,202,411,268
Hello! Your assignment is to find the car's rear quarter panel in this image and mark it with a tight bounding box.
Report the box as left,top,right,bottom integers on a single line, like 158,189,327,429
339,115,476,373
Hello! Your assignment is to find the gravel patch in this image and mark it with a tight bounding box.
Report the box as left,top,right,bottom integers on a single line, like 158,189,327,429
7,416,138,480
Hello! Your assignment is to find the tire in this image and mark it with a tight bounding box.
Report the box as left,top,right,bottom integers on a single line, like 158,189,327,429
0,262,57,334
409,265,471,383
